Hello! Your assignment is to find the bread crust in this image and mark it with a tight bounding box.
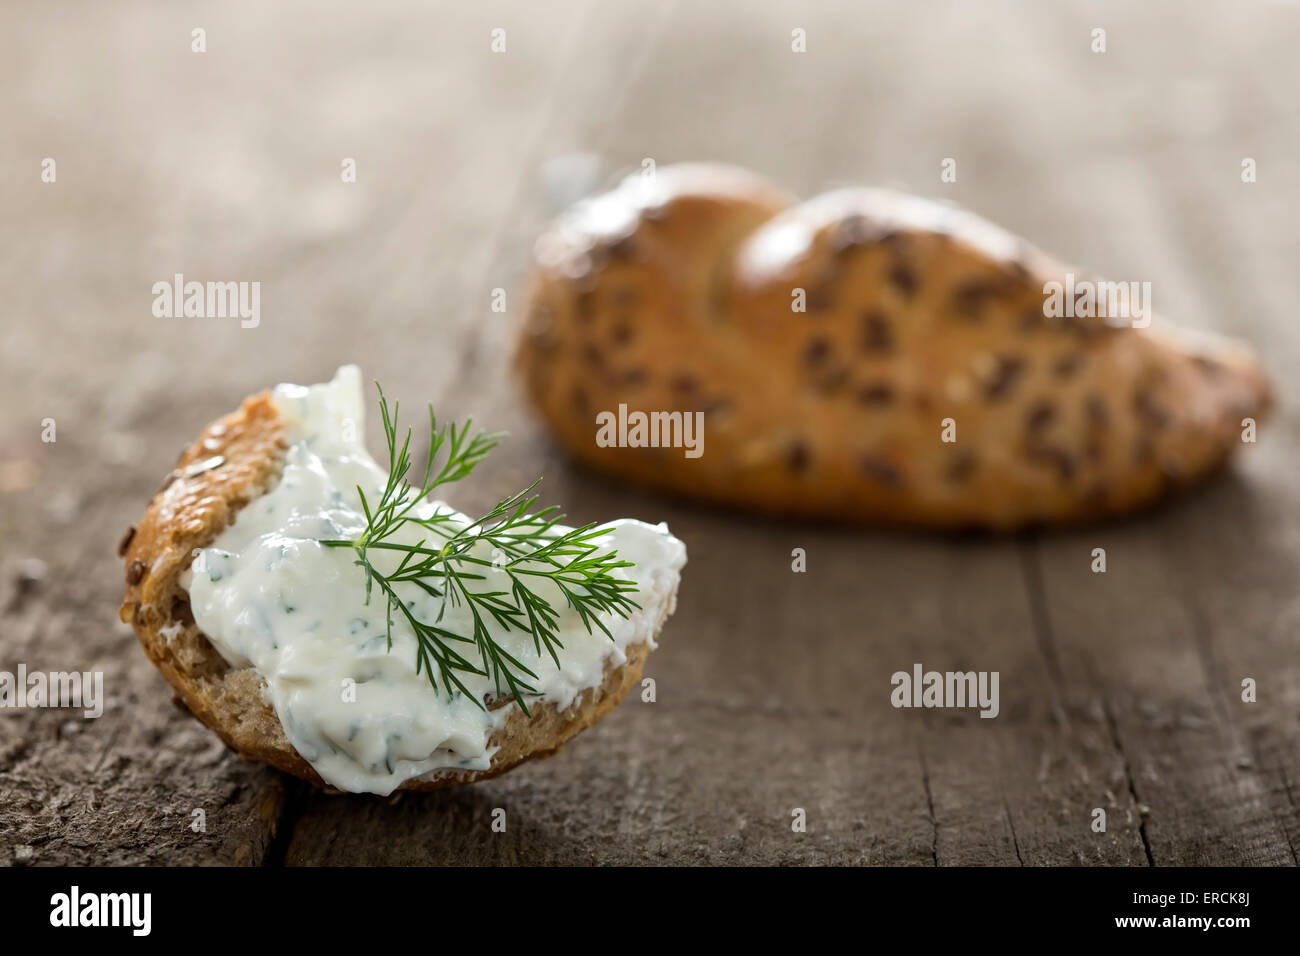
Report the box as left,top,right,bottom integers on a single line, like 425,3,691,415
518,163,1272,530
120,393,663,792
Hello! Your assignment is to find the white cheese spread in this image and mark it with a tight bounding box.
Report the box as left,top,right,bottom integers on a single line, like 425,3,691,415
182,366,686,795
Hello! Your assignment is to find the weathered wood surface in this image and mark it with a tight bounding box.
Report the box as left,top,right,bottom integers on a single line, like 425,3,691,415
1,0,1297,865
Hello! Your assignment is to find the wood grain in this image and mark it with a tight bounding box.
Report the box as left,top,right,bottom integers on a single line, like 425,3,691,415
1,0,1296,865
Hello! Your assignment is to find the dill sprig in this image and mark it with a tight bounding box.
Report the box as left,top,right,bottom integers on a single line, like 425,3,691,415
319,383,640,716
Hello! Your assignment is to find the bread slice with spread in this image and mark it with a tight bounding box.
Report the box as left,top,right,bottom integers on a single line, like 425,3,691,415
119,367,685,795
518,163,1271,529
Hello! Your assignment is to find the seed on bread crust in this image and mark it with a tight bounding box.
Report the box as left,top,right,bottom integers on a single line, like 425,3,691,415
856,382,895,406
1053,353,1084,379
814,367,850,395
946,450,978,484
804,338,831,365
670,371,701,395
183,455,225,479
982,356,1026,400
860,454,902,488
610,320,634,345
860,310,894,353
702,396,732,419
887,262,918,298
952,278,1000,320
804,280,832,312
126,559,147,586
1029,445,1076,482
1134,386,1171,429
1026,401,1056,434
785,440,811,474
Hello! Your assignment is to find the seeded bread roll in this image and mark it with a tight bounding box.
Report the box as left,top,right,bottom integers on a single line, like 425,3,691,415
119,392,669,792
517,163,1271,529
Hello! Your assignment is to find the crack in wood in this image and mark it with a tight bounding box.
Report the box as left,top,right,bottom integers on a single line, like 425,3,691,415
263,778,309,868
918,747,939,867
1003,797,1025,865
1101,698,1155,867
1280,768,1300,864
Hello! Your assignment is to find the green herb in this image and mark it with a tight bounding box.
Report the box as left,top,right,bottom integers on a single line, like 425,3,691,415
319,383,640,716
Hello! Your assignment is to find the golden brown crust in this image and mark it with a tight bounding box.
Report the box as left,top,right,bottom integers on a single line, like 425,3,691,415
518,164,1272,530
121,393,661,792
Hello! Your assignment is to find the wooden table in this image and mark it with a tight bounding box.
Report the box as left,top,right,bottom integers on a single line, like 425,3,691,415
2,0,1296,865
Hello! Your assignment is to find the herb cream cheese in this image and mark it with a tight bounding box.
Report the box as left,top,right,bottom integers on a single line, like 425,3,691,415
182,366,686,795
